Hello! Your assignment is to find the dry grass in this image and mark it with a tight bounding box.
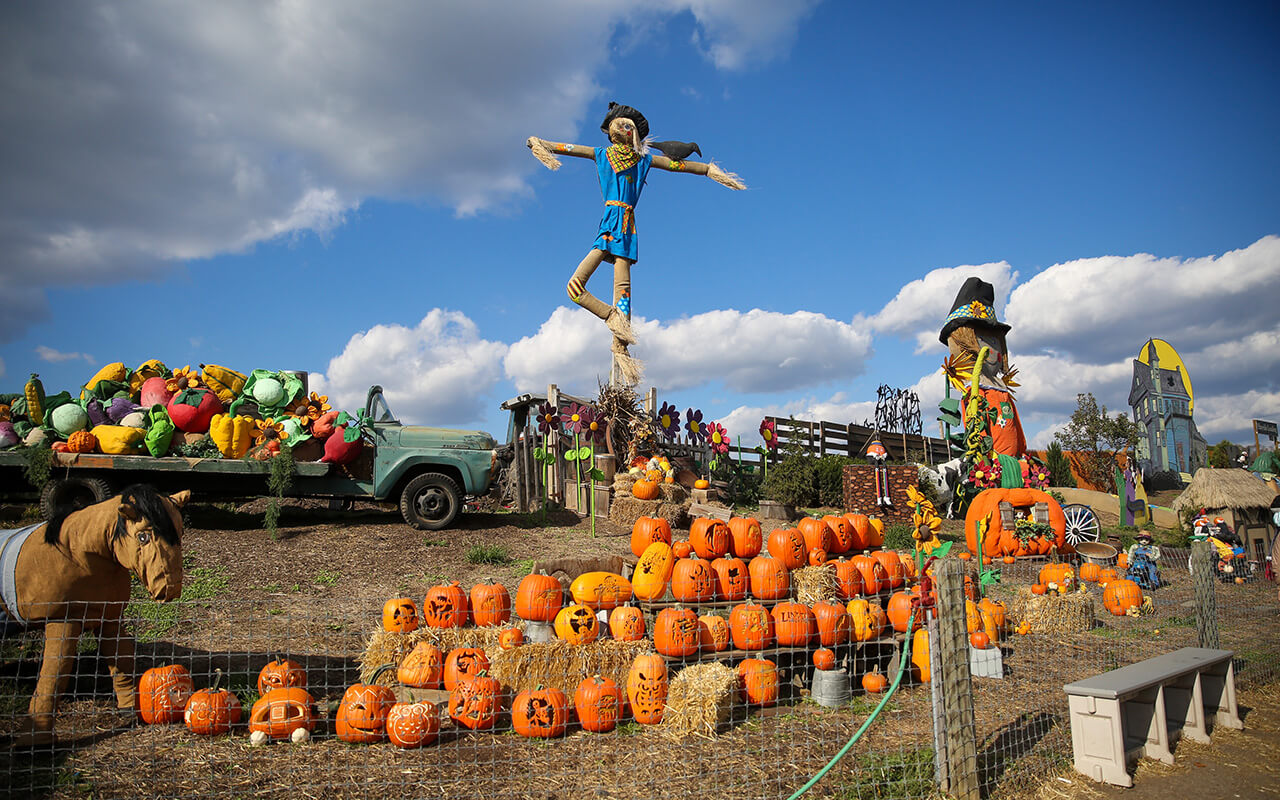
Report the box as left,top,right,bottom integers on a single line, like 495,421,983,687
661,661,739,740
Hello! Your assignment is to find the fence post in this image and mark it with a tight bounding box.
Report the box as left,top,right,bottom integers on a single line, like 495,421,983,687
933,560,981,800
1192,541,1220,649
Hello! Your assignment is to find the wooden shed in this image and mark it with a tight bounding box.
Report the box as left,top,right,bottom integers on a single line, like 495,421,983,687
1173,468,1279,567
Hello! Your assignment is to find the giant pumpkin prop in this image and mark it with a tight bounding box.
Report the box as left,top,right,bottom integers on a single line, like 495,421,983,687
964,488,1068,557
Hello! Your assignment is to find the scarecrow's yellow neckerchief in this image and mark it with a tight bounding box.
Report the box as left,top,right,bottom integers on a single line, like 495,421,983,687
605,144,641,173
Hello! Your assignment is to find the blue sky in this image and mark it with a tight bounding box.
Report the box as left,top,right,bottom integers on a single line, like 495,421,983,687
2,1,1277,448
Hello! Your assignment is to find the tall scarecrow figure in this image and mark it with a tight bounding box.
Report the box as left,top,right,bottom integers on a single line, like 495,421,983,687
527,102,745,385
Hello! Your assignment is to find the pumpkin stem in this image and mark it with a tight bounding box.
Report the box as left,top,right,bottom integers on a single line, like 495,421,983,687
370,662,397,684
211,668,223,692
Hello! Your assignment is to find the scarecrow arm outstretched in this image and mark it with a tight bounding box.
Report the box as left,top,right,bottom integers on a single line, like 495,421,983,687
650,155,746,190
526,137,594,170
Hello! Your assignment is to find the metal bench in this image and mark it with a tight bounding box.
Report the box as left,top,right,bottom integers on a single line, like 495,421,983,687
1063,647,1242,787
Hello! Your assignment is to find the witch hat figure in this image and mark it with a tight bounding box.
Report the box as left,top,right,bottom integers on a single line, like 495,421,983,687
526,102,745,386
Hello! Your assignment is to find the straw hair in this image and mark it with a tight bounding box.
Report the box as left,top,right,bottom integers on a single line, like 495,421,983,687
1172,468,1279,514
661,661,738,740
707,162,746,190
794,563,838,606
528,137,561,170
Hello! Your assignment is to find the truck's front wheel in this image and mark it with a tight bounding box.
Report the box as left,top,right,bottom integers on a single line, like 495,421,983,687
399,473,461,530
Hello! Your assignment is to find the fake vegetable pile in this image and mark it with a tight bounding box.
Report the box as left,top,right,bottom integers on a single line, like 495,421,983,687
0,361,366,464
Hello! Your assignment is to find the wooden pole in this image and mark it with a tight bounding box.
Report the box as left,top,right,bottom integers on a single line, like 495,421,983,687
1192,541,1220,649
933,559,981,800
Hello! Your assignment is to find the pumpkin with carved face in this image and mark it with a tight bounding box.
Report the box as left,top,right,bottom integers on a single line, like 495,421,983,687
813,600,853,646
654,605,700,657
449,671,502,730
727,517,763,559
443,647,490,691
382,598,419,633
710,556,748,601
499,627,525,649
248,687,316,740
397,642,444,689
575,675,622,733
512,685,569,739
632,541,675,601
670,557,716,603
738,658,780,707
257,657,306,694
424,582,468,629
469,581,511,627
729,600,775,651
554,602,601,645
386,700,440,748
139,664,194,725
627,654,669,725
335,667,397,744
767,528,807,570
608,604,646,641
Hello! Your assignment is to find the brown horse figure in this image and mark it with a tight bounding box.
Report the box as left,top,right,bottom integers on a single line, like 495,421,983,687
0,484,188,745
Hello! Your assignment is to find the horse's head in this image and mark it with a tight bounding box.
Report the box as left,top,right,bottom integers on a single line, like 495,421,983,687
112,486,190,602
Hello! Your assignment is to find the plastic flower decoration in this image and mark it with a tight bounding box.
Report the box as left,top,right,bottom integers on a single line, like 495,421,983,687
1025,461,1051,490
911,502,944,554
685,408,705,442
562,402,591,435
759,419,777,451
165,366,201,394
705,422,730,455
254,418,289,446
968,458,1002,490
536,402,560,434
584,407,607,444
657,402,681,438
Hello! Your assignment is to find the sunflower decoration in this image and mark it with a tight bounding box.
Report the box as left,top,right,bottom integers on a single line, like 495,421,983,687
305,392,331,421
254,418,289,447
536,402,560,434
656,402,681,438
968,458,1002,490
685,408,705,442
705,421,730,455
912,504,944,554
165,365,202,394
583,406,608,445
759,418,778,451
562,402,591,435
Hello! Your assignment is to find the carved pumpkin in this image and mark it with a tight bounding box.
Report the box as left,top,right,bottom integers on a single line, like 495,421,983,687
443,647,490,691
813,600,852,646
808,548,828,567
798,517,834,554
257,657,306,694
738,658,780,707
631,516,672,558
397,642,444,689
575,675,623,733
710,556,749,602
335,666,397,744
851,554,889,595
632,541,675,601
184,670,241,735
1103,579,1143,616
512,685,569,739
670,557,716,603
872,551,906,589
910,627,931,684
823,515,854,554
449,671,502,730
767,527,807,569
846,599,888,642
515,571,563,621
844,513,872,550
690,518,731,559
887,590,923,634
570,572,633,610
747,554,790,601
627,654,669,725
833,559,866,599
771,601,817,647
382,598,419,633
424,582,468,629
139,664,194,725
654,605,701,657
964,487,1068,557
608,604,646,641
248,687,315,740
862,670,889,693
632,479,660,500
554,602,601,645
499,627,525,650
729,600,776,650
813,647,837,671
470,581,511,627
386,700,440,748
727,517,763,558
698,613,731,652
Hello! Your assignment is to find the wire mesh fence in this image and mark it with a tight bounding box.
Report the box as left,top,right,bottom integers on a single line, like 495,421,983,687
1,541,1277,799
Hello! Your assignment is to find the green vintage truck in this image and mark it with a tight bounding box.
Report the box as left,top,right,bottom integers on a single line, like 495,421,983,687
0,386,499,531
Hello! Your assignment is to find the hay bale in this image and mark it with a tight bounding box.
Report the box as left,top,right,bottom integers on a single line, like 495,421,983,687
488,639,649,697
609,492,687,530
1006,586,1096,634
661,662,738,740
794,564,838,605
659,482,688,504
359,624,522,684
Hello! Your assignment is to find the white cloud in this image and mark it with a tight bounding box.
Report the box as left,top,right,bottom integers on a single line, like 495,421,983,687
0,1,817,342
718,394,878,448
867,261,1017,353
310,310,507,426
35,346,94,364
1194,390,1280,441
504,306,874,395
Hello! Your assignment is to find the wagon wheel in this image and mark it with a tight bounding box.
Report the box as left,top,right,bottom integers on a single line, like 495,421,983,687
1061,503,1100,547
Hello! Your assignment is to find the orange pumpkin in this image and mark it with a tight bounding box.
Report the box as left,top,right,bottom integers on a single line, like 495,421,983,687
1098,567,1119,585
1038,563,1075,587
443,647,489,691
823,515,854,554
575,675,622,733
738,658,780,707
887,590,923,633
813,600,852,646
798,517,834,555
844,513,872,550
257,657,306,694
139,664,194,725
631,516,672,558
248,687,315,740
808,547,828,566
813,648,837,671
698,613,731,652
608,604,646,641
693,478,710,490
470,580,511,627
633,541,675,601
1080,562,1102,583
1002,555,1017,565
851,554,889,595
970,631,991,649
872,551,906,589
382,598,419,633
627,654,669,725
690,518,731,559
729,600,775,650
397,642,444,688
67,430,98,453
654,605,701,657
423,582,468,629
710,555,749,601
833,559,866,599
499,627,524,650
727,517,763,558
672,540,693,558
964,488,1068,557
569,572,632,610
772,601,817,647
1103,579,1143,616
386,700,440,748
512,685,569,739
554,603,601,645
1030,583,1047,596
184,669,241,736
910,627,931,683
767,527,807,569
670,557,716,603
515,571,562,621
747,554,790,600
449,671,502,730
1116,552,1129,569
632,479,660,500
862,670,889,694
335,667,397,744
866,517,885,548
846,599,888,642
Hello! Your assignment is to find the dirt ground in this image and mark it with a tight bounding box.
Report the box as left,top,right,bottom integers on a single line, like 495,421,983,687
1,499,1277,800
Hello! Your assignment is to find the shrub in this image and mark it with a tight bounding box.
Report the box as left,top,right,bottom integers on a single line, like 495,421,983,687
1044,442,1076,488
762,454,817,507
813,455,856,508
710,458,762,508
883,523,915,551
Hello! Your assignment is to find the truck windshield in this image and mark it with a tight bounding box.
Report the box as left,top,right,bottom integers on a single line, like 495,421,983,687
369,392,397,423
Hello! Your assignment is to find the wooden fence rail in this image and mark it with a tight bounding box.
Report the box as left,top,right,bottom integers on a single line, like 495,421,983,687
765,416,950,465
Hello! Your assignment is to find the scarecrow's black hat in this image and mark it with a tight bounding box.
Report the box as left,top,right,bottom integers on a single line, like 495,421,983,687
939,277,1012,345
600,102,649,142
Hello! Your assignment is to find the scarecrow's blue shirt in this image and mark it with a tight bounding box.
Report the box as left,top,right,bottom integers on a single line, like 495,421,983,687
591,146,652,263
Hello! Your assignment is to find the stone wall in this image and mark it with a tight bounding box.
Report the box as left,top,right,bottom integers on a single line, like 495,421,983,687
842,465,917,523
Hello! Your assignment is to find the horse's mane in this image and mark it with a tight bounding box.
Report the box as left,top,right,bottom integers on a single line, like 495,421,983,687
44,484,182,546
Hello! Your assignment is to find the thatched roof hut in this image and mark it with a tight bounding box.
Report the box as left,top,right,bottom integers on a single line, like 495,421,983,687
1174,468,1278,567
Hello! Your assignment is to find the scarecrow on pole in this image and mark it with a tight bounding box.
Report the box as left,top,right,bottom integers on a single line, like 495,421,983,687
527,102,745,385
